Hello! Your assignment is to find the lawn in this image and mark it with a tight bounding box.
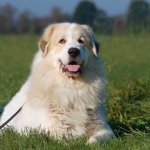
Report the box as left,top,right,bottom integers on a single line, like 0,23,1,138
0,34,150,150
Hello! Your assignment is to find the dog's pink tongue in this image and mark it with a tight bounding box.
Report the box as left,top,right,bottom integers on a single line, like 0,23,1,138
65,65,80,72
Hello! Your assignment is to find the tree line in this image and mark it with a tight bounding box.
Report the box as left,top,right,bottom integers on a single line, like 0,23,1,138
0,0,150,34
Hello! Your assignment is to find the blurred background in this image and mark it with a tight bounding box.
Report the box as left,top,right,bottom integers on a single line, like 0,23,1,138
0,0,150,34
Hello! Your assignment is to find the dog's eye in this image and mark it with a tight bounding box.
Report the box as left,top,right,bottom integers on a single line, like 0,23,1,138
59,38,66,44
78,38,84,44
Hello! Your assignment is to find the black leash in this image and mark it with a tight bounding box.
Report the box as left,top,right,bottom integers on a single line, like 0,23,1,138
0,106,23,129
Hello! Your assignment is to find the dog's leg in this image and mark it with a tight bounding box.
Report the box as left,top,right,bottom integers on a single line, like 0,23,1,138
0,80,30,126
86,104,114,144
87,124,114,144
0,50,42,126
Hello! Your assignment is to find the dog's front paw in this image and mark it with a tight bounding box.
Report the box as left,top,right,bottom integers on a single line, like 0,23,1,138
87,129,115,144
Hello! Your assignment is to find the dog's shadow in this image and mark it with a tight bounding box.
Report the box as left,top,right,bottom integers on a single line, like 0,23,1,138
109,119,150,138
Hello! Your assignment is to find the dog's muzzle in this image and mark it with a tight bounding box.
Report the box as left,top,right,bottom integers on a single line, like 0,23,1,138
59,47,84,77
62,61,81,73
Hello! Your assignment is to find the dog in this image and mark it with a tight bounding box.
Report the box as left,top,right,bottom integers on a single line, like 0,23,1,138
0,23,114,143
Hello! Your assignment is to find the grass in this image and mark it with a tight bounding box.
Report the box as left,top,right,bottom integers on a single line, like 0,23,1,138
0,129,149,150
0,34,150,149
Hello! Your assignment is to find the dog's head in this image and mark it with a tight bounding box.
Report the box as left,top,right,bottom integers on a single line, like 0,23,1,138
38,23,100,78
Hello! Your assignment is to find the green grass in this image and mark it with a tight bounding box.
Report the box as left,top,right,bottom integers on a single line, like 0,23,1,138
0,35,150,149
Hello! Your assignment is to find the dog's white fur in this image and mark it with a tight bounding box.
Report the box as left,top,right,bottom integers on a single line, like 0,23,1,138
0,23,114,143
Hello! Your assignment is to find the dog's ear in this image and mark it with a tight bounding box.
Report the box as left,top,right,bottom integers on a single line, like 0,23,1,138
38,24,55,57
38,39,49,57
92,41,100,56
82,25,100,56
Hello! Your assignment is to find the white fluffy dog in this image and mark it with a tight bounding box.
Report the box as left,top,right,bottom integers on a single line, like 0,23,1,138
0,23,114,143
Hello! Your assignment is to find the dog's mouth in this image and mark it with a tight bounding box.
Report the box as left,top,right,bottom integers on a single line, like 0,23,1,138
59,60,82,77
63,61,81,72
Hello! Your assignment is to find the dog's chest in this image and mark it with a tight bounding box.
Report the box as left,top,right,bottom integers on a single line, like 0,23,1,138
16,102,88,137
44,83,98,137
17,78,100,137
47,106,88,137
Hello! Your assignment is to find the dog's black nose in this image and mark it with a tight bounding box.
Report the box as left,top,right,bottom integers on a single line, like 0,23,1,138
68,48,80,58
